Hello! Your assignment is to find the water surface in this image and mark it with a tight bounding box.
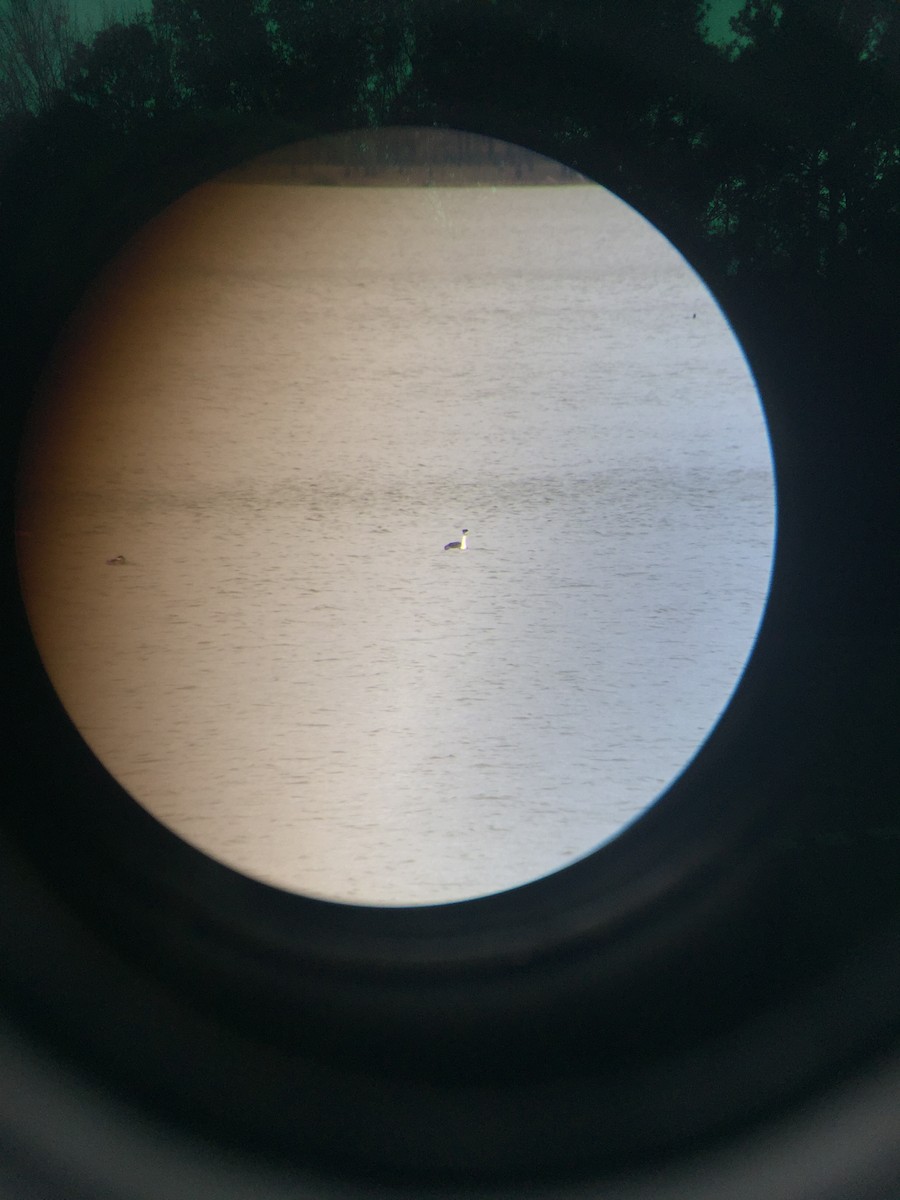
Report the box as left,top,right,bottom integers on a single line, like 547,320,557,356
18,182,775,904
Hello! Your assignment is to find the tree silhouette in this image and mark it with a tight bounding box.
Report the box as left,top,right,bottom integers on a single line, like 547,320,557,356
0,0,898,343
150,0,279,113
0,0,79,118
68,18,178,129
714,0,900,281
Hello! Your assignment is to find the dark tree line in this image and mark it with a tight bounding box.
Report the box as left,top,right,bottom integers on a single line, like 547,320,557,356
0,0,898,366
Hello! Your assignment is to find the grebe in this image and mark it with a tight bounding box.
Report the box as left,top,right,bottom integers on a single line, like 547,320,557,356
444,529,468,551
106,555,126,565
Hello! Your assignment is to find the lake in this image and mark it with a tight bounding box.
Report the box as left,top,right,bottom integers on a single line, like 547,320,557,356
17,178,775,905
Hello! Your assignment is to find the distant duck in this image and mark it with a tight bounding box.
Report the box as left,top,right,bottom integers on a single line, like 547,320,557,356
106,555,126,565
444,529,468,551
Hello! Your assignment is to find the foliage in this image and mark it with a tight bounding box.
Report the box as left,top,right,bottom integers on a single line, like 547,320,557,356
0,0,79,116
68,17,177,127
0,0,897,328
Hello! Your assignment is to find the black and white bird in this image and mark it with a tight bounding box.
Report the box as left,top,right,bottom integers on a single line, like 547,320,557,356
443,529,468,551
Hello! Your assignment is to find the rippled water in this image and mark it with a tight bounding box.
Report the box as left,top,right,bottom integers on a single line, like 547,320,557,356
17,181,775,904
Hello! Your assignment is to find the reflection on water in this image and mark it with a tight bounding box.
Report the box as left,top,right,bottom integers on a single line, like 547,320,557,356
17,177,775,905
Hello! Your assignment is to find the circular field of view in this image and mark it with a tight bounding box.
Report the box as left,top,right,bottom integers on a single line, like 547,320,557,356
16,129,775,906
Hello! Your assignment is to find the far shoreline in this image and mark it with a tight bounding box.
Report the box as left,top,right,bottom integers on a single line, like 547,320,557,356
218,129,590,188
221,163,591,187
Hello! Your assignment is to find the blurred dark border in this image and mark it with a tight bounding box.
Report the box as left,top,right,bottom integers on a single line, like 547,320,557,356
2,1,899,1196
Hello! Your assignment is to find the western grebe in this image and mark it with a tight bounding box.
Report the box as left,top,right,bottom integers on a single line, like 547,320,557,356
444,529,468,551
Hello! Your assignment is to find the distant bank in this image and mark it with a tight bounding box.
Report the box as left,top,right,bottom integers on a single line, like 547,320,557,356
221,127,589,187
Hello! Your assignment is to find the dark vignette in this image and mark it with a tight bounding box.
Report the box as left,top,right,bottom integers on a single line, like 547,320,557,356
1,0,899,1195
